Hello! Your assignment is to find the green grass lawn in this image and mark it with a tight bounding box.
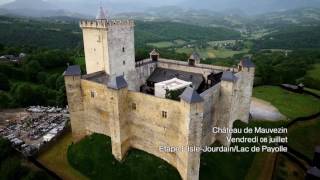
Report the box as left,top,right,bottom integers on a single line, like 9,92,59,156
68,131,257,180
253,86,320,119
173,39,187,45
288,118,320,159
306,64,320,81
37,132,88,180
67,134,181,180
200,120,286,180
304,63,320,90
272,153,305,180
147,41,175,48
245,152,276,180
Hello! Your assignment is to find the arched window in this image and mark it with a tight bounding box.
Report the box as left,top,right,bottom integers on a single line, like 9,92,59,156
122,47,125,52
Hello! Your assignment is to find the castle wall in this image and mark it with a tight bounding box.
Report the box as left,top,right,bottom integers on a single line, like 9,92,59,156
126,91,204,180
135,61,157,88
65,76,86,141
157,58,232,80
81,79,112,136
214,79,237,146
200,83,221,146
72,78,203,179
233,68,255,122
127,91,185,167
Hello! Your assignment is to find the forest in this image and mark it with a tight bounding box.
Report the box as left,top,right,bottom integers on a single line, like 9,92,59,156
253,25,320,50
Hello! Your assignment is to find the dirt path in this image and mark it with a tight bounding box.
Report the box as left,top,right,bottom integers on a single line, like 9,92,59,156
250,97,286,121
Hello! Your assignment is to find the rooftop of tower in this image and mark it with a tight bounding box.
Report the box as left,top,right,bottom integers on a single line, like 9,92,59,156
96,5,107,20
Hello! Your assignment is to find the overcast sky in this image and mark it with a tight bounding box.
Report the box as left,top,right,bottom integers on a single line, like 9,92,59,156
0,0,182,6
1,0,320,15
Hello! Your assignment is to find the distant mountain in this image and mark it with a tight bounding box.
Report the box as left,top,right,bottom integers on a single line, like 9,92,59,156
246,7,320,30
117,6,249,29
0,0,88,18
118,7,320,29
180,0,320,15
1,0,57,10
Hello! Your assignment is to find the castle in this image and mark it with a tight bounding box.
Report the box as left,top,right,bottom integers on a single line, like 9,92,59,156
64,7,255,180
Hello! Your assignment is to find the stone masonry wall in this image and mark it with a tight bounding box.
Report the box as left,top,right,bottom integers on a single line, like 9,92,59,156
135,61,157,88
233,68,255,122
81,28,107,74
81,79,112,136
68,78,204,180
200,83,221,146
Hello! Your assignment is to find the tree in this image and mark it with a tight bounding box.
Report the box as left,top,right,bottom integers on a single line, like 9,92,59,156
0,44,4,52
12,83,46,106
0,92,10,108
23,61,42,81
45,74,59,89
56,86,66,107
0,73,10,91
36,72,48,84
0,138,13,162
165,88,186,101
55,75,65,91
23,171,53,180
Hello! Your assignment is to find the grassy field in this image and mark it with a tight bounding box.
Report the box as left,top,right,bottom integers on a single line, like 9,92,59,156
253,86,320,119
37,132,88,180
176,47,249,59
272,154,305,180
306,64,320,81
67,132,257,180
245,152,276,180
288,118,320,159
147,41,175,48
67,133,181,180
200,150,255,180
174,39,187,45
305,64,320,90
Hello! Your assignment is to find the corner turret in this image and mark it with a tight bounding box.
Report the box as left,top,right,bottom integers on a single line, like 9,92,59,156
107,75,130,161
150,49,160,62
64,65,85,141
238,57,255,73
179,87,204,180
188,52,201,66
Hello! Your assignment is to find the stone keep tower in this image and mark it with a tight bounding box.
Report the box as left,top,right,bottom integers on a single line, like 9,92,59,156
80,6,137,90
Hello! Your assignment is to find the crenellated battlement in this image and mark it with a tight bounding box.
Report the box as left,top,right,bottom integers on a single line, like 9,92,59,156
79,19,134,29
